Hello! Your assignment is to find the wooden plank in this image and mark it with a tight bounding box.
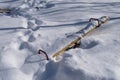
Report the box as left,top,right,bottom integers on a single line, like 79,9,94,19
52,16,109,59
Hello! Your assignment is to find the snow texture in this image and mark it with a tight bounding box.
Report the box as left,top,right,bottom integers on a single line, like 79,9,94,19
0,0,120,80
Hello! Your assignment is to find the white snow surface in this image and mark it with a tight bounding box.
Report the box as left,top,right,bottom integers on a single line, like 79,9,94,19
0,0,120,80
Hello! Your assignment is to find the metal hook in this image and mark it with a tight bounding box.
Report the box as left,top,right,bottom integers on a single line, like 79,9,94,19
38,49,49,60
89,18,101,28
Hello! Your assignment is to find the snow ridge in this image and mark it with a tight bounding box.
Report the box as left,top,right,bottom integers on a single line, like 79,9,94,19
0,0,120,80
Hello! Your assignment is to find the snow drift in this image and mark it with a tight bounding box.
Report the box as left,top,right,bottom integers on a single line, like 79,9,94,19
0,0,120,80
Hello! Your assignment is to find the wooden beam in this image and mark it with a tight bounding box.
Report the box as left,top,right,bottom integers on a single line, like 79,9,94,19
52,16,109,60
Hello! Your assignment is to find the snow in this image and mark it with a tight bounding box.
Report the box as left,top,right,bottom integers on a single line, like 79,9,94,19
0,16,27,28
0,0,120,80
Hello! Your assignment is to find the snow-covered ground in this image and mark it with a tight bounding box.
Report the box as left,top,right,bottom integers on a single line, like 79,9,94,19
0,0,120,80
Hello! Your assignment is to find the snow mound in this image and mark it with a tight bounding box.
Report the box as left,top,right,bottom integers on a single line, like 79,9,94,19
0,0,120,80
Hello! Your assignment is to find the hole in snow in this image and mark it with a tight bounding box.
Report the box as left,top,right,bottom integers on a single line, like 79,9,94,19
80,39,99,49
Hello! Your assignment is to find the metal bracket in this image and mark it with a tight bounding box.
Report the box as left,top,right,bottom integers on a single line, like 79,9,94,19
38,49,49,60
